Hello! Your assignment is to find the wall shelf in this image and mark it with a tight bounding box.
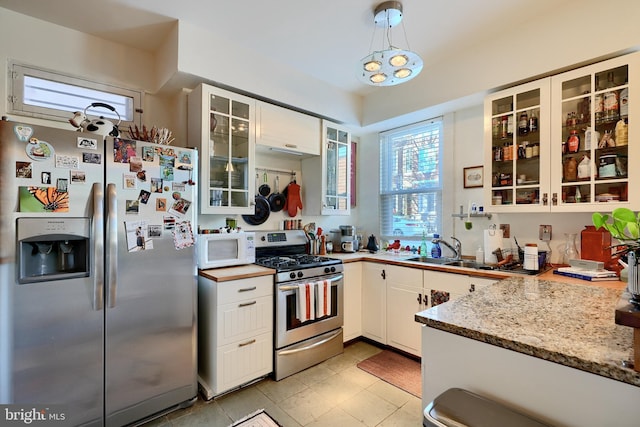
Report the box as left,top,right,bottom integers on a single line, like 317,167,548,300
451,213,492,220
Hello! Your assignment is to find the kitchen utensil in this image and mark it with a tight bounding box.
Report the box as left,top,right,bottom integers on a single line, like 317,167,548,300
242,174,270,225
258,172,271,197
341,241,355,253
68,102,121,137
366,234,379,253
268,175,286,212
283,180,303,217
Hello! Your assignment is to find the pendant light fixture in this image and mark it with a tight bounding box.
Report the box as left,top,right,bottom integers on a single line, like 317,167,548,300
358,1,423,87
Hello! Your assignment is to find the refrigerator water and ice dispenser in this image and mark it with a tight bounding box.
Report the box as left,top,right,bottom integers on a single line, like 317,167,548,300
17,217,90,284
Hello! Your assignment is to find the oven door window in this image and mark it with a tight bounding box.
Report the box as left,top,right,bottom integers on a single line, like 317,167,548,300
286,284,338,331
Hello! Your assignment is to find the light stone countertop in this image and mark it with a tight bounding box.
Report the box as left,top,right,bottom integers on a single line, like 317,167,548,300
415,275,640,387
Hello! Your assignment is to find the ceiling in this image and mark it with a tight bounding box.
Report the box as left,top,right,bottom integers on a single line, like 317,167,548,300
0,0,562,97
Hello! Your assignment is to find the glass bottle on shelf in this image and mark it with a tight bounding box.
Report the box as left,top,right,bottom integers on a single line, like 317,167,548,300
594,76,604,123
561,233,580,264
528,111,538,133
567,130,580,153
518,111,529,136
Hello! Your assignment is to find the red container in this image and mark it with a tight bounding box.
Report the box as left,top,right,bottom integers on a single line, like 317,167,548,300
581,225,612,264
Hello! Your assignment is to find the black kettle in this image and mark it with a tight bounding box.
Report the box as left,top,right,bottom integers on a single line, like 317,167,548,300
366,234,379,253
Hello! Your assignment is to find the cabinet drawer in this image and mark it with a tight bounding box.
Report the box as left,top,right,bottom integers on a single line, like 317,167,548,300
216,295,273,346
424,270,470,295
218,276,273,304
386,265,423,285
215,331,273,394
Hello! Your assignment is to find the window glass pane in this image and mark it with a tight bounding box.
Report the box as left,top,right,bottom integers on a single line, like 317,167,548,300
10,62,142,127
379,119,442,240
23,76,134,121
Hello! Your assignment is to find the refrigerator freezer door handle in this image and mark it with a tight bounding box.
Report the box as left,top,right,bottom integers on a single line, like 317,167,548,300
106,183,118,308
92,182,105,311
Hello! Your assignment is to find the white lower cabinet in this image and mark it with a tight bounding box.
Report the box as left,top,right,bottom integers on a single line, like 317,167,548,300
357,261,498,358
198,275,273,399
361,262,387,344
386,266,424,357
343,262,362,342
423,270,470,307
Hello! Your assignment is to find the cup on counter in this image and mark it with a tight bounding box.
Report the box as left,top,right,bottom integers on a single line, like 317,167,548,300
341,241,354,252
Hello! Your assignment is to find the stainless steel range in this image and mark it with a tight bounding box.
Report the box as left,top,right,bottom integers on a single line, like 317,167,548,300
254,230,344,381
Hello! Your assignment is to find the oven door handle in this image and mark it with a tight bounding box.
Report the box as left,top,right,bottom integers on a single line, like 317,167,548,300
277,329,343,356
278,274,343,292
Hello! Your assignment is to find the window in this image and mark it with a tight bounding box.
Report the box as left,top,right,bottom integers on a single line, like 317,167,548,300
380,118,443,241
9,62,142,127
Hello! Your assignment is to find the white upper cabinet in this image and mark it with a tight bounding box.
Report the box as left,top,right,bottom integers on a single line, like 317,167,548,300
255,101,321,156
188,83,256,214
549,52,638,211
302,120,351,215
484,52,639,212
484,78,551,212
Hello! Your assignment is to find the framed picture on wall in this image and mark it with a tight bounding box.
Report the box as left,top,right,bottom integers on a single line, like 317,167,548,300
463,165,483,188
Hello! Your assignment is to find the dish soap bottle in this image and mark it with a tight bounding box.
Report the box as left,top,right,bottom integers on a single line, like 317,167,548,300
431,234,442,258
420,230,428,256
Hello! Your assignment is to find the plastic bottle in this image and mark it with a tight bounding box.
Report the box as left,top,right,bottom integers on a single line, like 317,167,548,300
431,234,442,258
420,231,428,256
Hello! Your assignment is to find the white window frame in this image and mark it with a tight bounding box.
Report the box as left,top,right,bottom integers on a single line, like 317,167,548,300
8,61,143,128
379,117,444,242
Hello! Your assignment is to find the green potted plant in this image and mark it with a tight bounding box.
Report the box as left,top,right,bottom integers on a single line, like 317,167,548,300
592,207,640,302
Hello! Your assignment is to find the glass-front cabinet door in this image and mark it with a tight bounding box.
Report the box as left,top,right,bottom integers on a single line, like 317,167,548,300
484,79,551,212
324,123,351,214
550,52,638,211
188,84,255,214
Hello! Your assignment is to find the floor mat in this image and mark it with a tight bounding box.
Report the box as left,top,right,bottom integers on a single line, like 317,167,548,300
229,409,282,427
357,350,421,398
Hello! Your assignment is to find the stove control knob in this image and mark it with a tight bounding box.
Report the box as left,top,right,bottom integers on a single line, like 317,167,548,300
289,272,296,279
297,271,304,278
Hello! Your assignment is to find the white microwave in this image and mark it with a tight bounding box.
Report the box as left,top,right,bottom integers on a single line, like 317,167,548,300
197,232,256,269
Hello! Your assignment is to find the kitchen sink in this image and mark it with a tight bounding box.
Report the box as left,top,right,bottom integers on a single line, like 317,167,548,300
444,260,481,268
407,256,498,271
406,256,453,264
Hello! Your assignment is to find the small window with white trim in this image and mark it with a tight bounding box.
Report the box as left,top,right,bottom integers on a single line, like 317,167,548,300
9,62,142,127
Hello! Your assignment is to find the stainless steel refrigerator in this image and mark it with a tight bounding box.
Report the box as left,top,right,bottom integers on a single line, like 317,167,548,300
0,119,198,426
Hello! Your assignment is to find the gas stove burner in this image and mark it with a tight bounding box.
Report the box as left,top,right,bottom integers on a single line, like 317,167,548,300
256,254,340,270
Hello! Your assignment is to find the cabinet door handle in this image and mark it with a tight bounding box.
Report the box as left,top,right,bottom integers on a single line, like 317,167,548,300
417,293,422,304
542,193,548,206
381,269,386,280
552,193,558,206
423,294,428,305
284,143,298,149
239,301,257,307
238,286,257,292
238,339,256,347
469,284,476,293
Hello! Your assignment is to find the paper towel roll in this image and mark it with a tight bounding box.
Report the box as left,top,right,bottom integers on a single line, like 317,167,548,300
484,228,504,264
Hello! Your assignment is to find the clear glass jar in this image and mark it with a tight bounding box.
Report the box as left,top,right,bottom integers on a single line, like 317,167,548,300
561,233,580,264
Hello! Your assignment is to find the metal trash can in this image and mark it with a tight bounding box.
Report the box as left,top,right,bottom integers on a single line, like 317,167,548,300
423,388,553,427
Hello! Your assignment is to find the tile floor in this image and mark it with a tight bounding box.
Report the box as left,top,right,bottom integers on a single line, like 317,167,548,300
145,341,423,426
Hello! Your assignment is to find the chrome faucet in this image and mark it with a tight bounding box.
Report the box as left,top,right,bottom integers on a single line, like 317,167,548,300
432,236,462,260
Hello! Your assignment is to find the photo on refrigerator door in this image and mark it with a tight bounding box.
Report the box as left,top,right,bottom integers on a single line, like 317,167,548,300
18,186,69,212
125,220,153,251
173,221,194,250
